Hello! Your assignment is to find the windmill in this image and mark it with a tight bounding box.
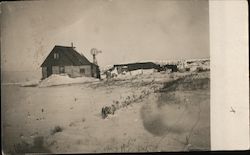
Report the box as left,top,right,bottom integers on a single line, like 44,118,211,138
90,48,102,65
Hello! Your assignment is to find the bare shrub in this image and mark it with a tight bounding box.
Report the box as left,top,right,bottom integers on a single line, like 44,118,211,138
101,106,116,119
69,122,76,127
50,126,63,135
82,118,86,122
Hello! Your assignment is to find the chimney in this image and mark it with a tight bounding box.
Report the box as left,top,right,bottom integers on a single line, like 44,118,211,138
71,42,76,49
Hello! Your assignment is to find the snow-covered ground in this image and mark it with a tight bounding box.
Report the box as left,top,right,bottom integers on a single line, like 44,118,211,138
1,70,41,84
2,61,210,153
2,74,100,88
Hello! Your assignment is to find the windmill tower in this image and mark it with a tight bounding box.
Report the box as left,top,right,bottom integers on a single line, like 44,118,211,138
90,48,102,65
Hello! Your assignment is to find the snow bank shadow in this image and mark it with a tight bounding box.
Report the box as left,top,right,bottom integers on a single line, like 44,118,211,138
140,74,210,136
140,101,182,136
10,136,51,154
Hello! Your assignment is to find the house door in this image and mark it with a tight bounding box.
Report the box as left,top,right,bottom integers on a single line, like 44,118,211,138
47,66,52,77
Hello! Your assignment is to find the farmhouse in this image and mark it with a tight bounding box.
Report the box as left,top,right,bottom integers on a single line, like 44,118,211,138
40,45,100,79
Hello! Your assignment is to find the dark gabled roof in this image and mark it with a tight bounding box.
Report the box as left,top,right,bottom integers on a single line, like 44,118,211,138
113,62,160,71
41,45,95,67
114,62,158,67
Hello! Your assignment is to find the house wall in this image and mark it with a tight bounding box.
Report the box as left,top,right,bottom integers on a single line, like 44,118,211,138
52,66,59,74
42,67,47,79
46,65,93,78
79,65,91,76
64,66,73,75
92,65,97,77
69,65,91,77
59,65,91,77
65,66,73,76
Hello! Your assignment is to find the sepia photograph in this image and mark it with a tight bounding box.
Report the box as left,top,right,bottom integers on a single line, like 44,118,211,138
1,0,211,153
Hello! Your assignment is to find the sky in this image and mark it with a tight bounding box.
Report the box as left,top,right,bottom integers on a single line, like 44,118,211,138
1,0,209,71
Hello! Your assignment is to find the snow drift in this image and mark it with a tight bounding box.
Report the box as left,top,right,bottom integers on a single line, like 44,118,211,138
38,74,100,87
20,80,41,87
115,69,156,80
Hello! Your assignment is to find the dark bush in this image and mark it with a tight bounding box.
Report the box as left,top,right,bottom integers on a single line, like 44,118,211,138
101,106,116,119
50,126,63,135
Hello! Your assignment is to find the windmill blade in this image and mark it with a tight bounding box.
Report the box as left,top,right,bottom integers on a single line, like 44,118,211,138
90,48,97,55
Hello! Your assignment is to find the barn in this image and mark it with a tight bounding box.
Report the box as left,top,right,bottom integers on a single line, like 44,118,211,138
113,62,161,74
40,45,100,79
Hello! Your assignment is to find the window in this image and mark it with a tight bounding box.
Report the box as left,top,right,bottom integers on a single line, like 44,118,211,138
54,53,59,59
59,66,65,73
80,68,85,74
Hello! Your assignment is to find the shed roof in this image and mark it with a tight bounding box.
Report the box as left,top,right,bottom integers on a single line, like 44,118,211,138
113,62,157,67
41,45,96,67
113,62,160,71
